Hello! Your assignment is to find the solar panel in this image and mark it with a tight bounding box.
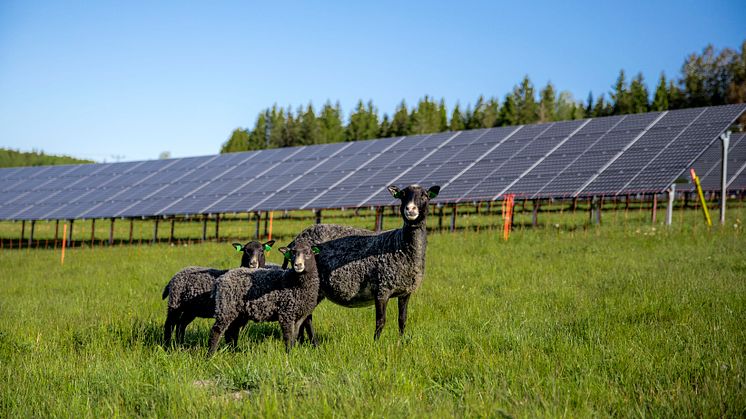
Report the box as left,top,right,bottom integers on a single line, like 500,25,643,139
1,104,744,221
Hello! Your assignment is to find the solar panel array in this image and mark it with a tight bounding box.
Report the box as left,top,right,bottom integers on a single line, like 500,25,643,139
1,104,744,221
687,132,746,192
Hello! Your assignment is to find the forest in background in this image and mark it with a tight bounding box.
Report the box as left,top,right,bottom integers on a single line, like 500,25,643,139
0,148,93,168
221,41,746,153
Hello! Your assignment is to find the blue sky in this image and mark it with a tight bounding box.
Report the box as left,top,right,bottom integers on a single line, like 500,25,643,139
0,1,744,162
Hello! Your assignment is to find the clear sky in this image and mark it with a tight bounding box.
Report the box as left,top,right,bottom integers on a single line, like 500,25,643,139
0,1,744,162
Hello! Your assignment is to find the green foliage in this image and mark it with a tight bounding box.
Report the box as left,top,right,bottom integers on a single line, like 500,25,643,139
651,73,669,111
346,100,379,142
629,72,649,113
1,220,745,417
539,82,557,122
218,40,745,153
0,148,93,168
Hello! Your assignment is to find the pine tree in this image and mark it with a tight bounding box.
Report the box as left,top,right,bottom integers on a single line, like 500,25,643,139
482,98,500,128
449,103,465,131
727,40,746,104
379,114,391,138
346,100,379,141
651,73,669,111
556,91,580,121
318,101,345,144
221,128,251,153
667,80,685,110
584,92,594,117
592,94,613,117
299,103,321,145
411,95,441,134
611,69,632,114
539,82,557,122
280,106,300,147
268,105,286,148
248,111,269,150
629,72,649,113
438,98,448,131
497,94,517,126
466,96,485,129
390,100,410,136
513,76,539,124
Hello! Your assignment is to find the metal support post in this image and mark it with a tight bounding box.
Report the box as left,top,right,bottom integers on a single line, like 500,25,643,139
315,209,322,225
20,220,25,247
28,220,35,247
532,200,540,227
666,184,676,226
169,218,175,244
254,212,261,239
651,194,658,224
109,218,115,245
450,204,457,232
90,219,96,246
215,214,220,241
719,131,730,225
202,216,208,241
68,219,74,247
153,218,159,244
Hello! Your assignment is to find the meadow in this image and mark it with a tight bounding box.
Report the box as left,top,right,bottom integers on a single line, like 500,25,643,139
0,206,744,417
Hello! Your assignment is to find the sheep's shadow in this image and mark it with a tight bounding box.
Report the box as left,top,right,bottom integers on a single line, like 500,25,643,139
128,317,317,351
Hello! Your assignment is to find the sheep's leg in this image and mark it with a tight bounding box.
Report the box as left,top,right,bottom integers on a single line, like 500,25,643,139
176,312,197,344
397,294,410,336
164,310,180,347
207,319,231,357
225,317,246,348
299,314,318,347
280,319,296,353
374,297,389,340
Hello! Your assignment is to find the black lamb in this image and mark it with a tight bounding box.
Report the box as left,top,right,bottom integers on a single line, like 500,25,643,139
207,241,321,355
162,239,275,346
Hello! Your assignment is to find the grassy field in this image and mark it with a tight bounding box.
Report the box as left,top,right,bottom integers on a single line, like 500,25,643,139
1,213,745,416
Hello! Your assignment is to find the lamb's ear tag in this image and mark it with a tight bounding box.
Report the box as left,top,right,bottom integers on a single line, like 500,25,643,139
311,246,320,255
427,191,437,199
394,191,404,199
283,251,292,260
232,243,243,252
427,186,440,199
263,244,272,251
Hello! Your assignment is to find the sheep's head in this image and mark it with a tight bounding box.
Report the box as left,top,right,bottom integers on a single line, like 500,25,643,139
279,242,320,273
233,240,275,269
388,184,440,225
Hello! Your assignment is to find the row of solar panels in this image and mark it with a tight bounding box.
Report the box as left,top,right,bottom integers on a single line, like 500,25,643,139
1,104,744,221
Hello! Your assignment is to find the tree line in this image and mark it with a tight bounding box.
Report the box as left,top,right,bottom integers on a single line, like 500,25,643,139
222,41,746,153
0,148,93,168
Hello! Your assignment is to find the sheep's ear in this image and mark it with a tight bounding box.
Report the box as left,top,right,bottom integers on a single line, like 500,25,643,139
427,185,440,199
278,247,292,260
232,243,243,252
311,246,320,255
263,240,275,251
388,185,403,199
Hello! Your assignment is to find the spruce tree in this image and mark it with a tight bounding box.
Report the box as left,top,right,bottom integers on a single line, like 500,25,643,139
449,103,465,131
379,114,391,138
299,103,321,145
556,91,580,121
318,101,345,143
629,72,649,113
513,76,539,124
539,82,557,122
390,100,410,136
727,40,746,103
497,94,517,126
221,128,251,153
651,73,669,111
611,69,632,114
411,95,440,134
592,94,612,117
346,100,379,141
585,92,594,117
438,98,448,131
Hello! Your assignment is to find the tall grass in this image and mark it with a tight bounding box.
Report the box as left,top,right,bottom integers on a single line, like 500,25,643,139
1,220,744,416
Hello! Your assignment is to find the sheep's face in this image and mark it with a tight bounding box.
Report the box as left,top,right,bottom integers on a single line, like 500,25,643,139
233,240,275,269
279,243,320,273
388,184,440,224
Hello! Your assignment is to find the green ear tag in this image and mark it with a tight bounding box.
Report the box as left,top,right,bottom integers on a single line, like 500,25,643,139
283,251,292,260
394,191,403,199
311,246,320,255
263,244,272,251
233,244,243,252
428,191,437,199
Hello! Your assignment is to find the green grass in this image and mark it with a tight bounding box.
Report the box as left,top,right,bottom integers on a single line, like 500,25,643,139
1,218,745,416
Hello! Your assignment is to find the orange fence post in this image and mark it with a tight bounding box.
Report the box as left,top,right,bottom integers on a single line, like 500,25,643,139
61,223,67,266
268,211,274,241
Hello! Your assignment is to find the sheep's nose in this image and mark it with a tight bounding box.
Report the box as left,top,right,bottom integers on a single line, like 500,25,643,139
293,262,304,272
406,203,417,212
